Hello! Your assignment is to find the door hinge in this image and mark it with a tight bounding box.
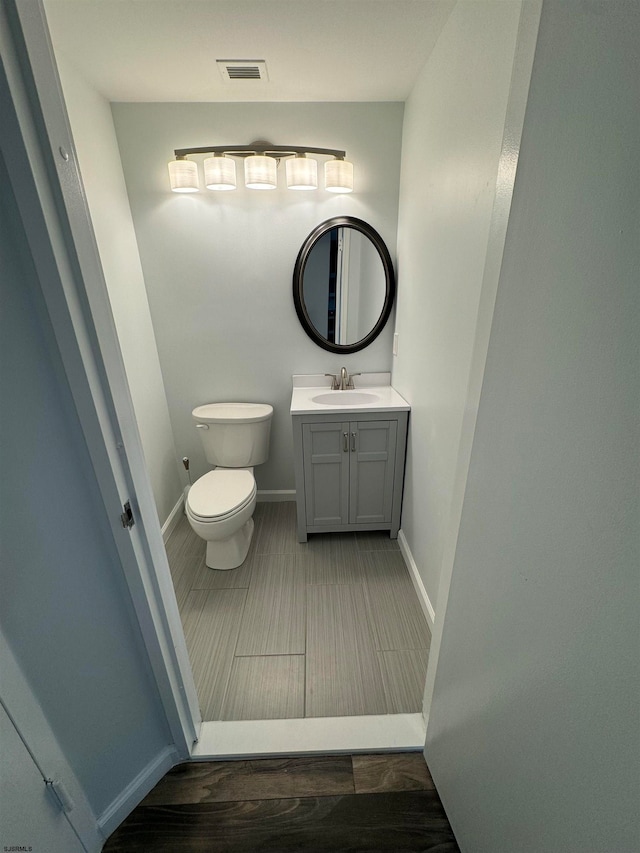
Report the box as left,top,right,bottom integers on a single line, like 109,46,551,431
120,500,134,530
45,778,75,813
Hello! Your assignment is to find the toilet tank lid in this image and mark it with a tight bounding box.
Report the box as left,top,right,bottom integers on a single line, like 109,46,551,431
192,402,273,424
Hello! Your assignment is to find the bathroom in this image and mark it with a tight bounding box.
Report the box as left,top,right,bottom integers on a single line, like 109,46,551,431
3,1,637,848
42,0,531,745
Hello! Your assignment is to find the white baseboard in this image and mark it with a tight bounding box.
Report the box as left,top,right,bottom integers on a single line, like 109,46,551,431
192,714,425,759
97,746,179,837
257,489,296,502
398,530,435,634
161,494,184,543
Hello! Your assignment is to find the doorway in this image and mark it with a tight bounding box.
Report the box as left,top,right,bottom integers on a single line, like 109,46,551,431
27,2,434,749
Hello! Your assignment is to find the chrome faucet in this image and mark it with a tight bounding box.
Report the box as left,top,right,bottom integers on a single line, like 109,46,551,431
325,368,361,390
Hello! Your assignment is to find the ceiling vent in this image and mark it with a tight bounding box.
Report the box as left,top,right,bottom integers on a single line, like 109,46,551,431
217,60,269,83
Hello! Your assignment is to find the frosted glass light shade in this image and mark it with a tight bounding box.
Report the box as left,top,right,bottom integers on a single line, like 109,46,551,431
168,159,199,192
325,158,354,193
286,155,318,190
244,155,277,189
204,155,236,190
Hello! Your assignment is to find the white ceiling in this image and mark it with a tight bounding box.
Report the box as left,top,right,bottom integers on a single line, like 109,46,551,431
44,0,454,103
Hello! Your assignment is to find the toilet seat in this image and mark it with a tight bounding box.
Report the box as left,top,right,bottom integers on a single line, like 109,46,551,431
187,469,256,522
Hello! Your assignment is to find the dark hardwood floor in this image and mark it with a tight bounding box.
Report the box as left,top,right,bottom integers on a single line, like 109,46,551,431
103,753,460,852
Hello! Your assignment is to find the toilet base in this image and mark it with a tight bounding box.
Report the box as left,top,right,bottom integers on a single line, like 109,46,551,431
205,517,254,570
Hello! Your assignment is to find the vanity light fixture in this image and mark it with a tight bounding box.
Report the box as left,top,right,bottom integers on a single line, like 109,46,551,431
168,157,199,192
204,154,236,190
244,154,278,189
325,157,354,194
168,142,353,193
285,153,318,190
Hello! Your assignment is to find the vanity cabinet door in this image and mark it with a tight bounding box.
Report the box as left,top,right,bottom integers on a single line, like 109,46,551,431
302,421,350,527
301,419,398,529
349,420,397,525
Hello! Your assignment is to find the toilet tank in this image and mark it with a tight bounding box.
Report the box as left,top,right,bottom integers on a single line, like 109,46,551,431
192,403,273,467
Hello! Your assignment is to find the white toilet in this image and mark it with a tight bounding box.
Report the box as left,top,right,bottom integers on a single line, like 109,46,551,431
186,402,273,570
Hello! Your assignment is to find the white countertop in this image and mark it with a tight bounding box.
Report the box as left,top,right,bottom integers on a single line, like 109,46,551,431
290,374,410,415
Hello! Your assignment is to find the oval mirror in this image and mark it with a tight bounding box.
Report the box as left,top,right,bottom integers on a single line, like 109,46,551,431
293,216,395,354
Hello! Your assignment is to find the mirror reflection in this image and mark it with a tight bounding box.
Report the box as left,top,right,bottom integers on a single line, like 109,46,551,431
293,217,395,354
302,227,387,345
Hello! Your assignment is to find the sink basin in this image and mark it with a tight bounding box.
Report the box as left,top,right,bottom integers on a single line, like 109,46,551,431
311,391,380,406
291,376,410,416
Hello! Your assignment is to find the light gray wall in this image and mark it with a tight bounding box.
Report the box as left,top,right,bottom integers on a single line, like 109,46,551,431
111,102,403,489
51,54,184,526
425,2,640,850
0,155,172,818
392,0,524,610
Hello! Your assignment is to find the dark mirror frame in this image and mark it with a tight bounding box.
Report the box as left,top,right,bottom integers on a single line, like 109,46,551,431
292,216,396,354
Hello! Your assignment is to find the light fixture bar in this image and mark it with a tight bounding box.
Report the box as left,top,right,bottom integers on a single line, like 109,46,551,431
173,142,346,160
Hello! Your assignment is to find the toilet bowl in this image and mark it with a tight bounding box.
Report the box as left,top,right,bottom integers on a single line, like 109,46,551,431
186,402,272,570
186,468,257,569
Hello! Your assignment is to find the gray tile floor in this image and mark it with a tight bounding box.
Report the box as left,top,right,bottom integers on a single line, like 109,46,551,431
166,502,431,722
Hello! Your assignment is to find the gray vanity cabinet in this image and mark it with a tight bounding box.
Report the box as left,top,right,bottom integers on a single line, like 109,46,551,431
292,410,408,542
